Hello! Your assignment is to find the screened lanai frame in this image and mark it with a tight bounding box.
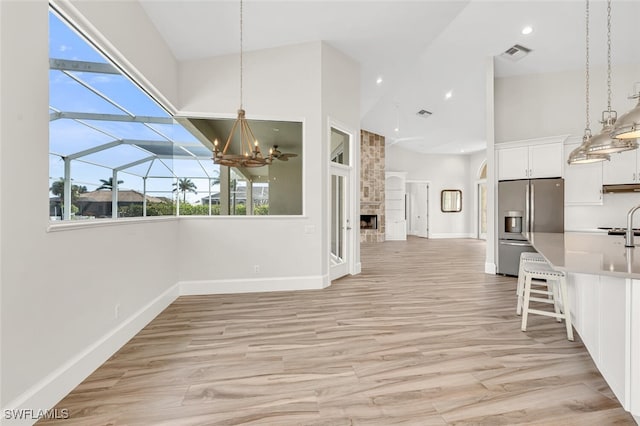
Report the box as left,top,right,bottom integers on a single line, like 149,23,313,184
48,6,249,221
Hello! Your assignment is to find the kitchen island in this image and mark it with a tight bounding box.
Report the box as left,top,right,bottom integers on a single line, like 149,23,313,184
527,232,640,423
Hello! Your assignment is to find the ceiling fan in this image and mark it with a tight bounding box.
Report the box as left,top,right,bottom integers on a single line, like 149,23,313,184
270,145,298,161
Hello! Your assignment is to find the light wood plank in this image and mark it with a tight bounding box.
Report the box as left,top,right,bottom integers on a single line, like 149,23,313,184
38,238,635,425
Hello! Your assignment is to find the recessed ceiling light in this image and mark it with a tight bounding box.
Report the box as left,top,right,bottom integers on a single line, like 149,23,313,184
376,77,383,85
460,149,465,153
445,90,453,100
394,127,399,132
521,26,533,35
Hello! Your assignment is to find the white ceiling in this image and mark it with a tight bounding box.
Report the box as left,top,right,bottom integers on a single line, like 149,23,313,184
138,0,640,155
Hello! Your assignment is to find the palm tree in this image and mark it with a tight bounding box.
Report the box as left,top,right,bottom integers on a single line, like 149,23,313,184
210,170,221,187
97,177,124,190
173,178,198,203
49,178,87,218
50,178,87,203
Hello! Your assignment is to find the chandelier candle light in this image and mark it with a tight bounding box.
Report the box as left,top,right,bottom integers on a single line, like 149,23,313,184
213,0,272,168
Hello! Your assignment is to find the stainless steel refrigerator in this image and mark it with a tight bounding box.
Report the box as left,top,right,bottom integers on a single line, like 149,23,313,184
497,178,564,276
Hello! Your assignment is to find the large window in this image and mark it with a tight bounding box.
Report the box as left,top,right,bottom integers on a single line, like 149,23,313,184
48,9,303,220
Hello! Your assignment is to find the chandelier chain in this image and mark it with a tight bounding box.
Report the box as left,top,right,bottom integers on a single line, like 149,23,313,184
240,0,244,110
585,0,590,133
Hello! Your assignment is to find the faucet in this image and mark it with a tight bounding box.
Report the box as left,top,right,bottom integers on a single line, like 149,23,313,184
625,204,640,247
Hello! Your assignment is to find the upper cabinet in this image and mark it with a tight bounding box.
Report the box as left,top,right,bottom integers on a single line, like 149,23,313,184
497,140,564,180
497,146,529,180
602,150,640,185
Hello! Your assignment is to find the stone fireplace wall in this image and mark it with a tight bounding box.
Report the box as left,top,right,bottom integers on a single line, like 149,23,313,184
360,130,385,243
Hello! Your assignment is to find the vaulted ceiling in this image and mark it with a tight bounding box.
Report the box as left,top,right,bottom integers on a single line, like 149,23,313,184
138,0,640,154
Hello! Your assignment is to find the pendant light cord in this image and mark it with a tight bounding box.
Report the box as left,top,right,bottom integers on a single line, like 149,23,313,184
606,0,612,112
240,0,244,110
584,0,591,135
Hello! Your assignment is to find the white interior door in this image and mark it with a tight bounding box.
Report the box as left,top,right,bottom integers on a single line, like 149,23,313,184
407,182,429,238
330,166,350,280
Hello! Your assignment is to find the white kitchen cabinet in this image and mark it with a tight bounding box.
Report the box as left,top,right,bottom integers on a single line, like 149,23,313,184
529,143,563,178
498,142,563,180
566,273,630,410
385,172,407,241
564,143,603,205
498,146,529,180
602,149,639,184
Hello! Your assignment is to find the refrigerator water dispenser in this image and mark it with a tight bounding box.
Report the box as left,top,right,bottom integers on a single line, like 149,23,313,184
505,210,523,234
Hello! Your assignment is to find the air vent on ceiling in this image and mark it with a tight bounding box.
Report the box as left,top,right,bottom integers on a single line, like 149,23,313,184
500,44,532,61
416,109,432,118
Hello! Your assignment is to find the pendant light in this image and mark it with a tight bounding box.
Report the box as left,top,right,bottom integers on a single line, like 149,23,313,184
611,82,640,140
568,0,610,165
587,0,637,154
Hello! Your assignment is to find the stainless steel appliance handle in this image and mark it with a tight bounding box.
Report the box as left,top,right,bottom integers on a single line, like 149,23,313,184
530,182,535,232
525,183,530,233
499,241,532,247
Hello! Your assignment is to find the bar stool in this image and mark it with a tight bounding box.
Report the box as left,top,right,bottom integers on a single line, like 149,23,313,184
516,252,548,315
520,261,574,341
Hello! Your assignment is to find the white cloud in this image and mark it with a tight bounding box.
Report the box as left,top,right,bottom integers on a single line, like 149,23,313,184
58,44,71,52
91,76,112,84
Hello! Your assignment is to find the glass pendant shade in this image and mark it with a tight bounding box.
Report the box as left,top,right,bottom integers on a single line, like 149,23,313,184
568,133,610,165
611,96,640,140
588,112,638,154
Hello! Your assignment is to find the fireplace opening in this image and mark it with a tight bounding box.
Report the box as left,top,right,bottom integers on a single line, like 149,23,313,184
360,215,378,230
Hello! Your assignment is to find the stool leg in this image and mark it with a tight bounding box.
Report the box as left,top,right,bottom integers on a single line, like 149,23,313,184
559,276,574,341
516,276,523,315
516,258,525,315
551,280,562,322
521,274,532,332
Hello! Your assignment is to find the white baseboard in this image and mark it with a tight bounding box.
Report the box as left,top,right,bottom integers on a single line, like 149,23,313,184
1,274,328,425
485,262,497,274
179,275,327,295
429,233,475,239
1,284,180,426
353,262,362,274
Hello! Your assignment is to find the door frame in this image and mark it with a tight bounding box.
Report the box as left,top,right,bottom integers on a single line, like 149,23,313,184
406,180,430,238
476,180,487,240
327,119,357,281
330,164,351,280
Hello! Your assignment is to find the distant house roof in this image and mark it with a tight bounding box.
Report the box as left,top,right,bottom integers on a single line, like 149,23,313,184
78,190,164,203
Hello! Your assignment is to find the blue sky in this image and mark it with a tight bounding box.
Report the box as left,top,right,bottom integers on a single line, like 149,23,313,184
48,10,219,201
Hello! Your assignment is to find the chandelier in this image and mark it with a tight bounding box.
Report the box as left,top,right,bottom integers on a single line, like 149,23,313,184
213,0,271,168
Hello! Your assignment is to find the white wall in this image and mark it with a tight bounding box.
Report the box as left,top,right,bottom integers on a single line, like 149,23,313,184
386,146,477,238
321,43,361,273
175,41,360,287
176,42,326,287
0,0,180,413
495,64,640,230
0,0,350,418
496,64,640,144
65,0,179,110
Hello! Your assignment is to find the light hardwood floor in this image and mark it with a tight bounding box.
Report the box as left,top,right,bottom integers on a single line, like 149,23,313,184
39,237,636,425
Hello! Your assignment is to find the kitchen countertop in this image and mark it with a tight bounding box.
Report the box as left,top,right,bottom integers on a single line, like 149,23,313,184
527,232,640,279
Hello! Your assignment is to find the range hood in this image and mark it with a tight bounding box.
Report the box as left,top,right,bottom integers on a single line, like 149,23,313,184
602,184,640,193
